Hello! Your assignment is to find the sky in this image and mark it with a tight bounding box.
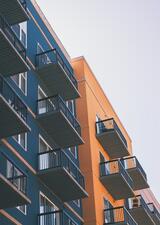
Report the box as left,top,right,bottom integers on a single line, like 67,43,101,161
36,0,160,201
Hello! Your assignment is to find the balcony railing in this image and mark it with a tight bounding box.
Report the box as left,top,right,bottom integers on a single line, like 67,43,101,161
0,75,27,122
0,13,26,60
96,118,128,148
0,152,27,195
38,210,76,225
37,95,81,135
36,49,78,89
100,159,133,189
128,195,154,219
38,149,85,189
122,156,147,181
148,203,160,222
104,207,137,224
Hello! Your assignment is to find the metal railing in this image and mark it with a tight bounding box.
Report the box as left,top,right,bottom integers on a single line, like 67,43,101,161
37,95,81,135
104,207,137,224
38,149,85,189
96,118,128,148
122,156,147,180
0,75,28,122
148,203,160,221
100,159,133,189
35,49,78,89
0,13,26,60
38,210,76,225
19,0,27,10
128,195,154,219
0,152,27,195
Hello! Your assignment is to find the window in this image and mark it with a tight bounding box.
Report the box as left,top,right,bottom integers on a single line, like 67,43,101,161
68,146,78,159
99,152,105,163
37,43,51,65
17,205,27,215
39,136,51,153
12,22,27,47
14,133,27,151
73,199,81,208
104,198,112,223
12,72,27,95
39,193,60,225
66,100,76,116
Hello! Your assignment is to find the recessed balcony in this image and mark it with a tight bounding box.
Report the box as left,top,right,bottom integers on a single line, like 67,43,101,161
96,118,129,159
38,210,77,225
0,153,31,209
104,207,137,225
37,149,88,201
127,196,156,225
0,14,29,76
35,49,80,100
0,0,29,25
148,203,160,225
100,159,134,200
37,95,83,148
122,156,149,190
0,75,30,138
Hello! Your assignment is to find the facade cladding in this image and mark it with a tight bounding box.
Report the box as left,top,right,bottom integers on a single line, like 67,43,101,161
0,0,159,225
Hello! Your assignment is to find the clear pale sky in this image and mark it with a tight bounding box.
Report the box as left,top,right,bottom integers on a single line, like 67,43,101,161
37,0,160,201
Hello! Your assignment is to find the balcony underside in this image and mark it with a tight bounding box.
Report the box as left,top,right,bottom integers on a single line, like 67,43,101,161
37,111,83,148
100,173,134,200
0,95,30,138
38,167,88,202
96,130,129,159
127,168,149,190
0,174,31,209
0,0,29,25
0,30,29,76
129,207,155,225
36,63,80,101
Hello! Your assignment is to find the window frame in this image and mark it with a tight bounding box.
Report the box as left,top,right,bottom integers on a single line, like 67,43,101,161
13,133,27,151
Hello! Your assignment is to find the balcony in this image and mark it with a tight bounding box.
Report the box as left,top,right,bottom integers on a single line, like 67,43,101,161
0,76,30,138
38,210,77,225
122,156,149,190
96,118,129,159
127,196,156,225
37,95,83,148
104,207,137,225
0,14,29,76
37,149,88,201
0,153,31,209
100,160,134,200
0,0,29,25
148,203,160,225
35,49,79,100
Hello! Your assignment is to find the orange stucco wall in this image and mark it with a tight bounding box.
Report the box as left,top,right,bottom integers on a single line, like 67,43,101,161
72,56,133,225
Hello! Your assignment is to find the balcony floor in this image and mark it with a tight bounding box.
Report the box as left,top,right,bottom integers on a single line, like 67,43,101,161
129,207,155,225
0,174,31,209
37,110,83,148
127,167,149,190
0,0,29,25
100,173,134,200
0,95,30,138
0,30,29,76
38,167,88,202
36,63,80,100
96,130,129,159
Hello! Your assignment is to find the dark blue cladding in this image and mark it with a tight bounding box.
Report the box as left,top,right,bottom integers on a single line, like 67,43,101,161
0,0,85,224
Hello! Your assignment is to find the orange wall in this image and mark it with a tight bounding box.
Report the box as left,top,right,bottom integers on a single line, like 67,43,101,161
72,57,133,225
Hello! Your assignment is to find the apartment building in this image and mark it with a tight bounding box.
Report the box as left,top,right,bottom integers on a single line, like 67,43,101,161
72,56,160,225
0,0,88,224
0,1,159,225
